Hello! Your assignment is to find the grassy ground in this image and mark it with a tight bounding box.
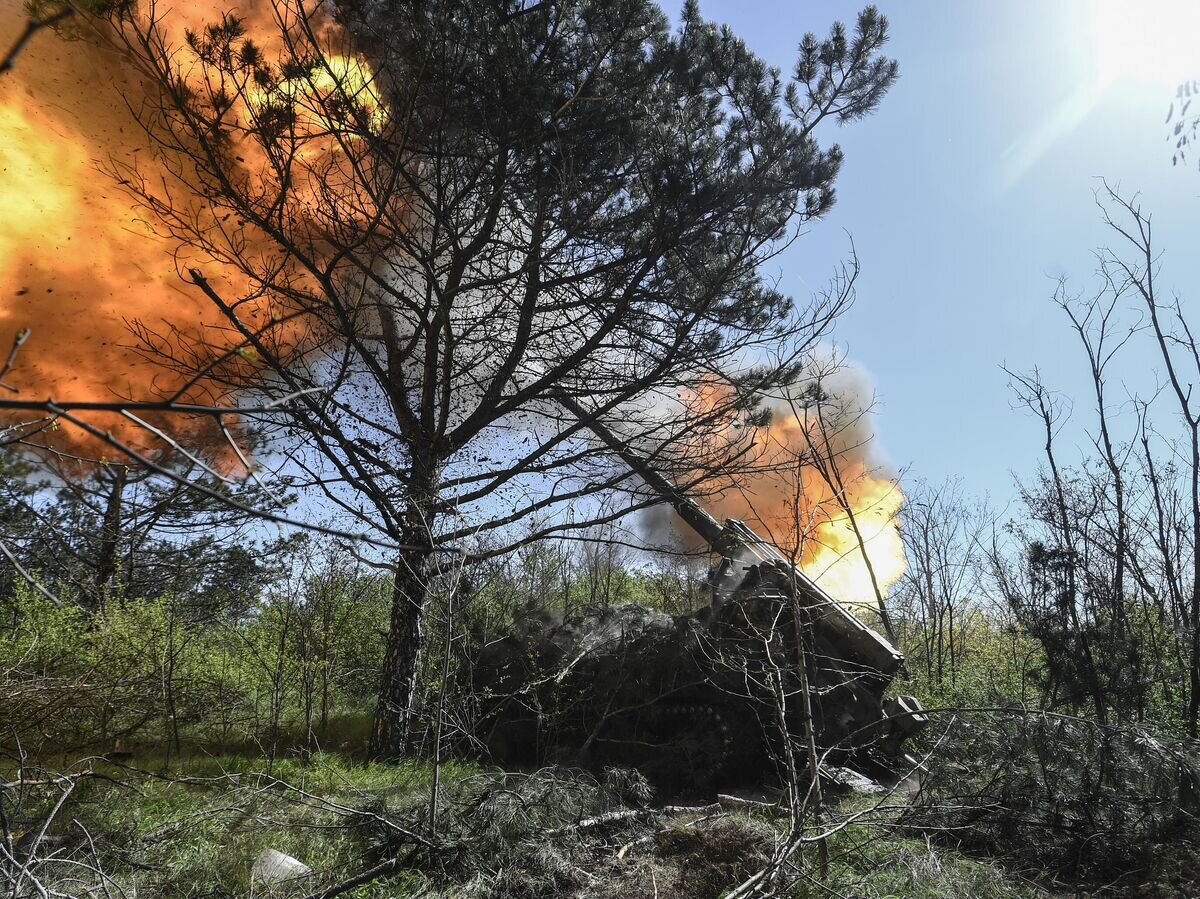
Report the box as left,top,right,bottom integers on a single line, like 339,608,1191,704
796,825,1047,899
2,751,1052,898
5,751,452,897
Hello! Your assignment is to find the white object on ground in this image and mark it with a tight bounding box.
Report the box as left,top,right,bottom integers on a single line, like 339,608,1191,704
250,848,313,896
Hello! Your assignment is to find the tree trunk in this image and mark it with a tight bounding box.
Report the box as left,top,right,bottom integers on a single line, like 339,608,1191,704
93,466,127,613
371,460,440,759
371,555,432,758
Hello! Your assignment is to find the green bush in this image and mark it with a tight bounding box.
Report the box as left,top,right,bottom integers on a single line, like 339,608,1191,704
0,575,389,757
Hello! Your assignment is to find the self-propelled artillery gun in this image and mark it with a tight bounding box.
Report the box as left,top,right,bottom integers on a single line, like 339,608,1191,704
470,397,926,795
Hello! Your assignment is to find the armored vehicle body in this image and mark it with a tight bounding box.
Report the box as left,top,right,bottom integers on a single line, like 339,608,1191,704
471,397,925,794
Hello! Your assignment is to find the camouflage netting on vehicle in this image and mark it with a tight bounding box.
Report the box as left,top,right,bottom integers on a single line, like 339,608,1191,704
471,568,921,796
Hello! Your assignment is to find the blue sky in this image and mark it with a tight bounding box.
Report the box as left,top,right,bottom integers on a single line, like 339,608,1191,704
691,0,1200,504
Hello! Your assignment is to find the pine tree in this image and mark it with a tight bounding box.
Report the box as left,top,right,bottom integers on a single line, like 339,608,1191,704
99,0,899,755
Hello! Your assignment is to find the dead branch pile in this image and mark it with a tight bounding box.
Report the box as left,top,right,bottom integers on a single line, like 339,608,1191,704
1,764,133,899
0,756,796,899
901,709,1200,894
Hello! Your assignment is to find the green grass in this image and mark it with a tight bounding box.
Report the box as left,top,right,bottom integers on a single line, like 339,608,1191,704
5,751,477,898
796,823,1048,899
4,752,1055,899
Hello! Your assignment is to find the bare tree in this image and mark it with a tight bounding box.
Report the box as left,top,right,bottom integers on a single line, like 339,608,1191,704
785,372,901,643
1097,185,1200,734
894,479,989,691
576,518,635,610
1001,367,1111,724
999,184,1200,732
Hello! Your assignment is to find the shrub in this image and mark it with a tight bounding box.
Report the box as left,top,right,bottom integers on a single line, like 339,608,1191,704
902,709,1200,893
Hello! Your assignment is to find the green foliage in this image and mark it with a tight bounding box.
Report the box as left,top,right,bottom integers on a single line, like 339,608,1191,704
897,612,1045,711
0,570,389,756
466,542,709,636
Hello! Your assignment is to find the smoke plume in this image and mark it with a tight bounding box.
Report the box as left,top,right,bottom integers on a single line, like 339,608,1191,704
644,353,906,610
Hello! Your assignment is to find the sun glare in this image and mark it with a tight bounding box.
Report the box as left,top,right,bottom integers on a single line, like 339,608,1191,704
1088,0,1200,88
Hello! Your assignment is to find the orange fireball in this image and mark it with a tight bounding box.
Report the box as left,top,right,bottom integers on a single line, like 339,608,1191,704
0,0,384,457
680,376,906,613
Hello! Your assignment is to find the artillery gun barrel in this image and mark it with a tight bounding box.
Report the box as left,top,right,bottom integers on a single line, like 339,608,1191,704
718,519,904,675
558,393,904,677
556,394,725,546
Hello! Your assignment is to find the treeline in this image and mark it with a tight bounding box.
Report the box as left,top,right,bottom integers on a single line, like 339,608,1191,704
1,550,387,760
889,189,1200,741
7,366,1200,763
0,530,716,759
0,472,1181,764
